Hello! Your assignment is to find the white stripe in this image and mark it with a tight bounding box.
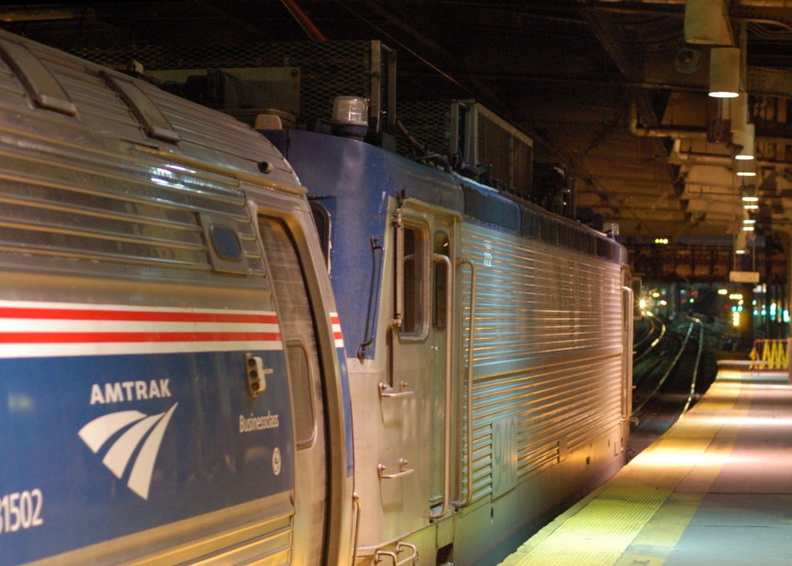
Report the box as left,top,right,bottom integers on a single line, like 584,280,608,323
331,314,344,347
0,319,281,333
0,299,276,317
0,340,283,359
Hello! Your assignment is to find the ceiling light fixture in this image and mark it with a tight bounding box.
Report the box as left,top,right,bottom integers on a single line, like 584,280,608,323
735,230,747,254
709,47,741,98
684,0,723,45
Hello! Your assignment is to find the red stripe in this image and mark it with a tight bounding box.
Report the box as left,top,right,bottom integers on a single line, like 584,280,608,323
331,315,340,324
0,332,282,344
334,332,343,339
0,307,277,324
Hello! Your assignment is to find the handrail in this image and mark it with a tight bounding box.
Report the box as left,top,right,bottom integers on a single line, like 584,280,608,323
374,542,418,565
378,381,414,398
429,253,452,520
378,459,414,480
621,285,635,423
455,257,477,509
351,492,361,565
392,208,404,329
357,236,384,361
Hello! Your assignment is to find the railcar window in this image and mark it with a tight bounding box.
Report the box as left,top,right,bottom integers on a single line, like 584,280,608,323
259,216,321,448
286,340,316,447
400,225,426,337
210,225,243,261
433,231,450,330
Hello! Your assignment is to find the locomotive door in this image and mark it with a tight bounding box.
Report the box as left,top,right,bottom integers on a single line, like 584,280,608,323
390,205,455,520
258,215,328,565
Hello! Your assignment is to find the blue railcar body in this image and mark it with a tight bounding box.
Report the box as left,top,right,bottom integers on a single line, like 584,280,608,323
0,29,354,566
2,348,291,564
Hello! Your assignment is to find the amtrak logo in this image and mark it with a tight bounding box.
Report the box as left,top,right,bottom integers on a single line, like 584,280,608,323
78,404,178,500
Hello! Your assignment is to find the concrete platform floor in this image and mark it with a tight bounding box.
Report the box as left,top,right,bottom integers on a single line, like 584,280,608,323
500,364,792,566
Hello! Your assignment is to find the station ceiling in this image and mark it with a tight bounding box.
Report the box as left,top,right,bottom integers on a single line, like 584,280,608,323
2,1,792,244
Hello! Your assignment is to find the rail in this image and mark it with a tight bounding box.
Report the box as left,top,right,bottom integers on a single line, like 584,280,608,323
633,313,666,363
632,317,701,417
681,317,705,415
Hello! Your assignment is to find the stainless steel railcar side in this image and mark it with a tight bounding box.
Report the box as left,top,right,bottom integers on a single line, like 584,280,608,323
267,128,633,565
0,31,353,565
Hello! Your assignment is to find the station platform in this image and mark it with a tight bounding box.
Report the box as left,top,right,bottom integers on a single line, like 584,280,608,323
499,362,792,566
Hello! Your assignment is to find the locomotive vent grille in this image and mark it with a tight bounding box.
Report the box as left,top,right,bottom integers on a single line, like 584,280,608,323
0,41,267,280
460,224,624,501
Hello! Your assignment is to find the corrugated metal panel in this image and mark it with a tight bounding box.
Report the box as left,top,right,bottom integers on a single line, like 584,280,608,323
460,223,625,502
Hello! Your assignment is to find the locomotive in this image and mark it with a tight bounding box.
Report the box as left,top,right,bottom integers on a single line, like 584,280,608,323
0,29,632,565
263,127,634,565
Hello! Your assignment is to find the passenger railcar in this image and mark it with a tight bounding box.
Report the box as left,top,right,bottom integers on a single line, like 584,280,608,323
266,128,634,565
0,31,353,565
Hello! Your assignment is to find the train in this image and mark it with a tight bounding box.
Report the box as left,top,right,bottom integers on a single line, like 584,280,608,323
0,29,633,566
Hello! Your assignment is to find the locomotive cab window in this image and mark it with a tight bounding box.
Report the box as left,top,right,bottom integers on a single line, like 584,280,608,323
309,201,331,265
396,220,428,339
